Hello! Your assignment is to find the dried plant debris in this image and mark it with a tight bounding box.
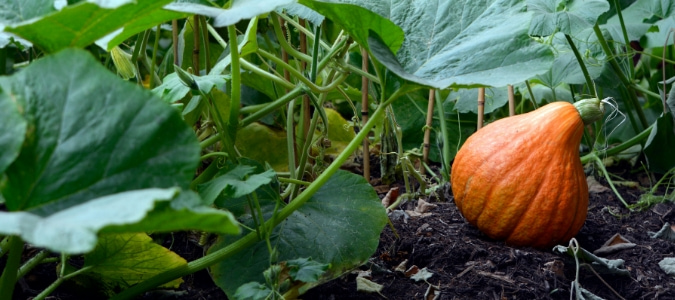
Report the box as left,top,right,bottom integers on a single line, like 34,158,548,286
658,257,675,276
553,244,630,276
593,233,636,256
649,222,675,242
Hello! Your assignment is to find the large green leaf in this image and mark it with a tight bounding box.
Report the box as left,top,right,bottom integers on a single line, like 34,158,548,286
4,0,188,52
610,0,675,47
0,0,54,24
298,0,405,53
208,170,388,298
0,188,239,254
165,0,295,27
527,0,609,36
0,91,26,174
0,48,199,214
644,113,675,173
360,0,554,88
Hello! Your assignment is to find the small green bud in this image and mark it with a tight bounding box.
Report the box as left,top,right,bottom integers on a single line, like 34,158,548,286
174,64,199,90
110,46,136,80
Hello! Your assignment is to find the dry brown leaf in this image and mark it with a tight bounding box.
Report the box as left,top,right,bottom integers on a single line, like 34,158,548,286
380,187,399,208
415,199,438,213
587,176,610,194
593,233,636,255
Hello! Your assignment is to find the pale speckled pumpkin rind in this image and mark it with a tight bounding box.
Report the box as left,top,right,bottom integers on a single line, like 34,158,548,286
450,101,596,248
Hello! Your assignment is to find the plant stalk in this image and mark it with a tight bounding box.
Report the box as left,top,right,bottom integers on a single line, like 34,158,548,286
0,236,23,300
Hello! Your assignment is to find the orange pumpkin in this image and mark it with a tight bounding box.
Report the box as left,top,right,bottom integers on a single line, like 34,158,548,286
450,99,603,248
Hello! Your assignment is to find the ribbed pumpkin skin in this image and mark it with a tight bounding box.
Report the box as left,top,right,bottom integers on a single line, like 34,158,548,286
451,102,588,248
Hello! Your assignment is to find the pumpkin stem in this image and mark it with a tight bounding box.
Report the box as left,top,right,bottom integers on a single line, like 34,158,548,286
573,98,604,125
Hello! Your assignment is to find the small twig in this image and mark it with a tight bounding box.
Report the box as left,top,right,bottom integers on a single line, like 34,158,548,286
477,88,485,130
507,85,515,116
422,89,435,175
361,47,371,180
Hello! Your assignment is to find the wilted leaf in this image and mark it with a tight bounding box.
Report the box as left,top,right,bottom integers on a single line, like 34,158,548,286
649,223,675,242
356,277,383,293
410,267,434,282
659,257,675,276
593,233,636,256
553,244,630,276
84,233,186,289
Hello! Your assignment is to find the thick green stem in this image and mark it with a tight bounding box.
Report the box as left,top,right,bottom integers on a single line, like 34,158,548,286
240,59,295,90
270,13,312,63
113,88,402,300
593,24,649,129
435,90,451,182
580,123,653,164
589,154,629,208
0,236,23,300
227,24,242,144
565,34,596,97
17,250,50,279
240,86,305,127
33,266,94,300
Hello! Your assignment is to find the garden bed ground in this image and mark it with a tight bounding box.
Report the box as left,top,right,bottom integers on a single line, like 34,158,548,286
9,163,675,300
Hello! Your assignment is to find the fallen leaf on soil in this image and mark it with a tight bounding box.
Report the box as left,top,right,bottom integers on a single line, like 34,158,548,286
407,210,433,218
381,187,399,208
587,176,610,194
475,270,514,284
658,257,675,276
593,233,636,255
404,265,419,277
415,199,437,213
410,267,434,282
415,223,432,235
394,259,408,273
649,222,675,242
374,184,390,194
388,210,409,223
356,276,384,293
425,283,440,300
553,244,630,276
543,260,566,279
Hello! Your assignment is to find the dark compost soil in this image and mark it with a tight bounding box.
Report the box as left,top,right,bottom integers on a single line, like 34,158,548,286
7,163,675,300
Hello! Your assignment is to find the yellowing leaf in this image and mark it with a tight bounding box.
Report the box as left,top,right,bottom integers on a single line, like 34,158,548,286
236,123,289,172
84,233,187,289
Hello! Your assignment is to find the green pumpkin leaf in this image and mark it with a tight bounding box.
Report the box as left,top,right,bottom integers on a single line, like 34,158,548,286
286,258,330,283
298,0,404,53
0,92,26,174
527,0,609,36
153,72,229,103
611,0,675,48
644,113,675,174
0,188,238,254
83,233,186,289
208,170,387,298
357,0,554,88
0,48,199,214
198,164,276,206
4,0,188,52
165,0,294,27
